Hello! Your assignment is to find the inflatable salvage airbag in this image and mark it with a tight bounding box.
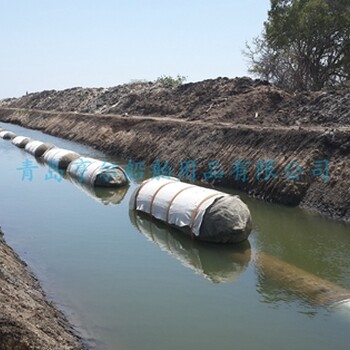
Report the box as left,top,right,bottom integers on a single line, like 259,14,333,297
25,140,54,157
129,177,252,243
0,130,16,140
43,148,80,171
67,157,129,187
12,136,32,148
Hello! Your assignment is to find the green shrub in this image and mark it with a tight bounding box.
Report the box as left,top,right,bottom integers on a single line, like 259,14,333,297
155,74,187,87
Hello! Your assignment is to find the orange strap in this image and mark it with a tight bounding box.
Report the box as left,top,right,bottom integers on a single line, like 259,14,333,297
190,194,222,230
166,186,193,224
149,181,174,216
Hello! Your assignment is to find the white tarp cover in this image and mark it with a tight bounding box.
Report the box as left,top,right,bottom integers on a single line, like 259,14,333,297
12,136,31,146
43,148,79,167
67,156,130,186
0,131,16,139
130,177,228,236
25,140,47,155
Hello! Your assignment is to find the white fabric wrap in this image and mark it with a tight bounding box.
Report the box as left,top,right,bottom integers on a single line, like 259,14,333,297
12,136,30,145
25,140,46,155
130,177,228,236
67,156,130,186
43,148,79,166
0,131,15,138
68,157,104,186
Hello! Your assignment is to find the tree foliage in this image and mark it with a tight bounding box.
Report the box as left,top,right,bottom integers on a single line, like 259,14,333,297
245,0,350,90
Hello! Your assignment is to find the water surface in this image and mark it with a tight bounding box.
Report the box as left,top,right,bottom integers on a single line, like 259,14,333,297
0,122,350,350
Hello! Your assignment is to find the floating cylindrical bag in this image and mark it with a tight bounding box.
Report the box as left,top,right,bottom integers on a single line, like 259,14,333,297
129,177,252,243
0,130,16,140
68,175,129,205
25,140,54,157
67,157,130,187
130,210,251,283
12,136,32,148
43,148,80,171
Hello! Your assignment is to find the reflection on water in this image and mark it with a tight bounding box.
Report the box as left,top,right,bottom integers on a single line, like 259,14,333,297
242,194,350,285
67,176,129,205
129,210,251,283
218,185,350,290
255,252,350,310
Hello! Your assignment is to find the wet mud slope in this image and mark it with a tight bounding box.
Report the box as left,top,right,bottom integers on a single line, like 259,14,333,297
0,229,85,350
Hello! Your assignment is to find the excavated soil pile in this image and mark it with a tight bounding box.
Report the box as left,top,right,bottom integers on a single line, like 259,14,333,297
1,77,350,127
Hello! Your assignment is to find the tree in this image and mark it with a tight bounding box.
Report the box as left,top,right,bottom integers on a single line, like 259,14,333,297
245,0,350,91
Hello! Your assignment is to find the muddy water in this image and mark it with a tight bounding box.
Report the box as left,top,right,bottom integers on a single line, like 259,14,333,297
1,122,350,350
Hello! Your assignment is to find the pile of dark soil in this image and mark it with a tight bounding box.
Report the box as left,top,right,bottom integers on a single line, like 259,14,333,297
1,77,349,127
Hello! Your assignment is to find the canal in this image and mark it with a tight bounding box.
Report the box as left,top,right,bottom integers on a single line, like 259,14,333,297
1,122,350,350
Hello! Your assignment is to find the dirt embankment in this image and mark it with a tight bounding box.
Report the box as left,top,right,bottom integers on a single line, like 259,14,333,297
2,77,350,127
0,77,349,223
0,228,85,350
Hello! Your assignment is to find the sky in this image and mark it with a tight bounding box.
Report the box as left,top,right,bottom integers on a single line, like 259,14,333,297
0,0,270,99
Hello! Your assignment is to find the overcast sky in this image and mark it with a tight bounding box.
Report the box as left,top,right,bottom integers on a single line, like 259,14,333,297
0,0,270,98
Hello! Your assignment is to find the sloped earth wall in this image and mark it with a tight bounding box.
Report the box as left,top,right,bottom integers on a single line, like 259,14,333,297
0,108,349,222
0,229,85,350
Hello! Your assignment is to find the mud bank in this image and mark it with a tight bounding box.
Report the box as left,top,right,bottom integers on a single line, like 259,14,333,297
0,228,85,350
0,105,349,223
